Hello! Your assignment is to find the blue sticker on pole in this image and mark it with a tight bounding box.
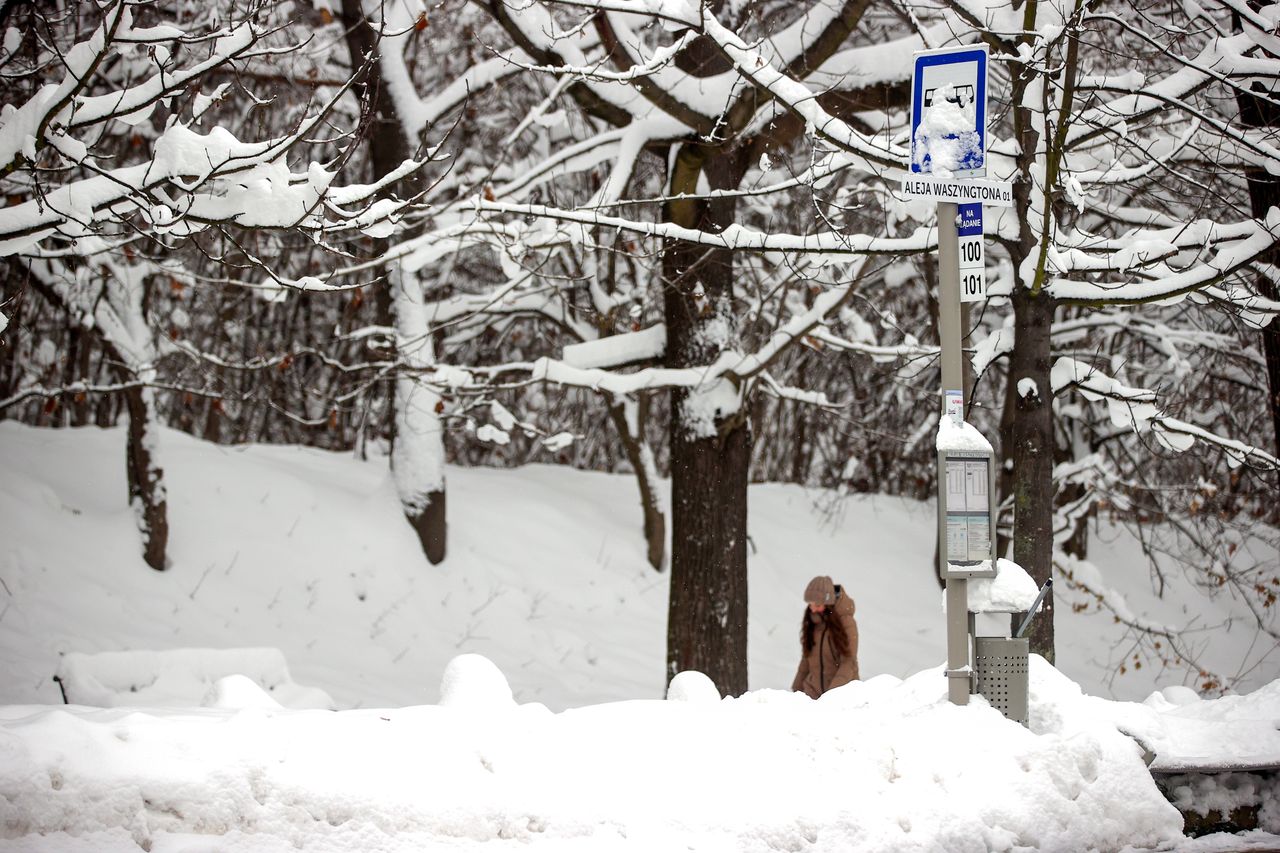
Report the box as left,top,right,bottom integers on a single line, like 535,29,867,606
956,203,982,237
910,46,989,178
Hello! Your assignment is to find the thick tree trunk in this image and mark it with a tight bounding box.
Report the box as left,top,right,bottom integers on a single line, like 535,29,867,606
666,408,750,693
122,382,168,571
1235,80,1280,459
663,146,750,697
1006,287,1056,660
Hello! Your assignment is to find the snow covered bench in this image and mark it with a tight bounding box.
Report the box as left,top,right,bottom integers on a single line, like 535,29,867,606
1122,684,1280,837
1149,762,1280,837
53,647,335,710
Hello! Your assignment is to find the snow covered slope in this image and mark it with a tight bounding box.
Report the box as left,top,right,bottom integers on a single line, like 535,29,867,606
0,421,1274,710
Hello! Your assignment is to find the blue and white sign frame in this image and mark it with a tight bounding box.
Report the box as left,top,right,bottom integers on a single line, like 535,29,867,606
909,45,989,179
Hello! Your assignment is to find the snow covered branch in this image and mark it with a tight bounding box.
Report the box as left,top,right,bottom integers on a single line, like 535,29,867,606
1051,357,1280,470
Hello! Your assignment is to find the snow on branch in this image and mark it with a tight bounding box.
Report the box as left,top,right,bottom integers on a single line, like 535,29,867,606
422,272,599,344
1063,29,1264,154
472,199,934,257
1051,357,1280,471
488,0,663,126
1055,553,1179,638
808,327,937,363
506,30,699,85
1047,212,1280,305
369,0,530,143
1142,418,1280,471
562,324,667,369
411,264,874,406
0,2,329,185
496,125,655,205
0,0,449,291
696,9,907,170
24,256,153,370
759,371,837,407
1,117,354,260
724,258,868,380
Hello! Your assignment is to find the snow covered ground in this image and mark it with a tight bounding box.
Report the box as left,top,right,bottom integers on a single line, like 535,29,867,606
1,422,1279,851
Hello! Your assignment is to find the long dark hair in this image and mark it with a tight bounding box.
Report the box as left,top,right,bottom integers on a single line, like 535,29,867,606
800,601,850,657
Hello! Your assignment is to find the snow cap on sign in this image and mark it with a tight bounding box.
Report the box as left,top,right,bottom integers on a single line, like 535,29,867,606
936,413,994,453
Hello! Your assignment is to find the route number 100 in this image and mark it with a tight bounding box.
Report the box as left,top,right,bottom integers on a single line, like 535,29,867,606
956,235,985,303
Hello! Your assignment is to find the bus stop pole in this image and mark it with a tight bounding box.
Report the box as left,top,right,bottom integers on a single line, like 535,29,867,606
937,201,971,705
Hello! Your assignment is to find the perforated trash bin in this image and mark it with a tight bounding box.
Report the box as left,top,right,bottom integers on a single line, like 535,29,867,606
975,636,1029,726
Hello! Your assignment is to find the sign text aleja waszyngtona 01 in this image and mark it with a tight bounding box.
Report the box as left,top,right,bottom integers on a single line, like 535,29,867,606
901,176,1014,207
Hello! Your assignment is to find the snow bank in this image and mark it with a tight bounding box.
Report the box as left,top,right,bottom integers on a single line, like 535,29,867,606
54,648,334,710
1105,680,1280,772
0,654,1185,852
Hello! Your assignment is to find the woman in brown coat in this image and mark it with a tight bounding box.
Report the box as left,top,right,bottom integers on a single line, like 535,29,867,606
791,575,860,699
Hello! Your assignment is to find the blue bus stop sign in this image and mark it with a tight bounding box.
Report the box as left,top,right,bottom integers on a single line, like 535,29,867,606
910,46,989,178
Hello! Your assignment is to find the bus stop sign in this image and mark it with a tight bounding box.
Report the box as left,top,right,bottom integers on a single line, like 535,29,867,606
910,46,989,178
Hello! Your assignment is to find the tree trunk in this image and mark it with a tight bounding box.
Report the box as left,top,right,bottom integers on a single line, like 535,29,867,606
606,394,666,570
65,324,91,426
391,268,447,564
663,145,749,697
1006,286,1056,660
1235,76,1280,459
26,260,171,571
342,0,447,563
122,382,168,571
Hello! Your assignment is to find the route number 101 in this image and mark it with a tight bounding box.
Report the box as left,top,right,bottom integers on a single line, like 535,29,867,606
960,270,985,302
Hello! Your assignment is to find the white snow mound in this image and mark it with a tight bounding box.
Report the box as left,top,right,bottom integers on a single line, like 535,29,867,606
666,670,720,703
438,653,516,710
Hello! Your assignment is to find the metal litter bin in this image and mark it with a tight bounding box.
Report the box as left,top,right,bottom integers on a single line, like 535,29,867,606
975,636,1029,726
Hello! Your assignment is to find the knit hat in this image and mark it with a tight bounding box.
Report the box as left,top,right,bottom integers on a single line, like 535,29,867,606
803,575,836,605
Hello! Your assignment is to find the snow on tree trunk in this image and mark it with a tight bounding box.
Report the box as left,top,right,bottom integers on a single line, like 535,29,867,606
106,266,169,571
341,0,448,564
390,267,446,564
663,147,749,698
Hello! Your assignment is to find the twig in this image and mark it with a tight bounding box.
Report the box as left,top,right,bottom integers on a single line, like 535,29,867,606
189,563,215,600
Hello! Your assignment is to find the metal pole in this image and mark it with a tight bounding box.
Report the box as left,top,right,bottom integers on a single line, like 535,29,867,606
937,201,970,705
1014,579,1054,639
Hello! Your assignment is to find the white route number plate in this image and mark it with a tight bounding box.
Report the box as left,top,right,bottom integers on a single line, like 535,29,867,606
955,203,984,303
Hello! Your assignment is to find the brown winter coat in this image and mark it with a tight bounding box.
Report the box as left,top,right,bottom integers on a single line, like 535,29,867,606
791,588,860,699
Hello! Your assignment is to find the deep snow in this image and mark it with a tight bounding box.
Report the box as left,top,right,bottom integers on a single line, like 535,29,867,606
1,423,1279,851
